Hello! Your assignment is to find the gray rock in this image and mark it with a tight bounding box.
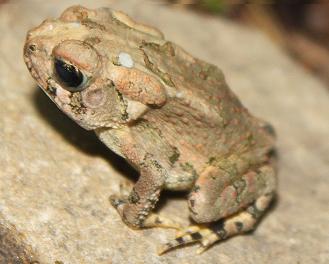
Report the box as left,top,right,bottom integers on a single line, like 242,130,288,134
0,0,328,263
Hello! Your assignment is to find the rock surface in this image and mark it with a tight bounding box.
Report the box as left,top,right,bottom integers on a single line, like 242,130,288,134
0,0,328,263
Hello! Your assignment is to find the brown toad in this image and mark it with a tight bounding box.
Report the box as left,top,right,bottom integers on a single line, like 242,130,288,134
23,5,277,254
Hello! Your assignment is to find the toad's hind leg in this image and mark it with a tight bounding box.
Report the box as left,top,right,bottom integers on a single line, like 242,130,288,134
188,163,276,223
196,192,274,253
158,192,274,255
158,163,276,254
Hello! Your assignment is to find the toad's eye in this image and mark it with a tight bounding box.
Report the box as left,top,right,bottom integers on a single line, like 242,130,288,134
54,58,87,91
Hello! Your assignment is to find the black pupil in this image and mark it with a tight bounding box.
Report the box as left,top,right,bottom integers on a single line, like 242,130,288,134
54,59,83,88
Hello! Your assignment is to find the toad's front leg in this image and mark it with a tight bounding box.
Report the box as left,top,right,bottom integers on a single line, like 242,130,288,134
107,128,181,230
111,154,181,229
111,154,165,228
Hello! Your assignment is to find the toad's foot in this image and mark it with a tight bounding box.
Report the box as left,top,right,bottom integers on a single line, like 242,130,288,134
158,225,215,255
142,213,183,229
158,224,221,255
110,194,182,229
158,193,274,255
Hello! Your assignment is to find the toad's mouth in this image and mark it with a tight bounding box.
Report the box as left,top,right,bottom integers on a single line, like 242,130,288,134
23,45,52,96
24,58,45,90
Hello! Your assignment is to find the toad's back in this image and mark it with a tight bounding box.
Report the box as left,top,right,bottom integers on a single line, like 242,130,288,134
138,40,275,168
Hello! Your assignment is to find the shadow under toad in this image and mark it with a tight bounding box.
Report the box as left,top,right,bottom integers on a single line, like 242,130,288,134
32,87,138,181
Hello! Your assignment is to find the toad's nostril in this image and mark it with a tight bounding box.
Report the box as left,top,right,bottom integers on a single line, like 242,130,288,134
24,42,37,57
28,44,37,52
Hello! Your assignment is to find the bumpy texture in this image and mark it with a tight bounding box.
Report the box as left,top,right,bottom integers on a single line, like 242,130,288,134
23,5,277,254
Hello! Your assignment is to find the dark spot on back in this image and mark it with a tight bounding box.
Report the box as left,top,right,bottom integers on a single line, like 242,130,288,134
81,19,106,31
84,37,101,45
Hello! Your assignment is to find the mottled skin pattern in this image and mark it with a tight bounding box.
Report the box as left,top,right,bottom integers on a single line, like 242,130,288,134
24,6,277,254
